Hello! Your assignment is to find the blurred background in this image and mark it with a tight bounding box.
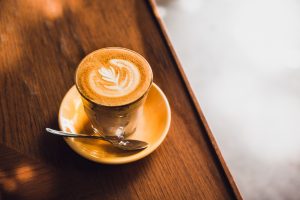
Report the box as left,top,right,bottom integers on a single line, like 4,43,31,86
155,0,300,199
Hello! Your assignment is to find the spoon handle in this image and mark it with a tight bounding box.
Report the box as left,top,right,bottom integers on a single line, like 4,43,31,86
45,128,105,140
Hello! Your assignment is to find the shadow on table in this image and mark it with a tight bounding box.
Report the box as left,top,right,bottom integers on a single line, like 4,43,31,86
0,0,162,199
37,117,154,199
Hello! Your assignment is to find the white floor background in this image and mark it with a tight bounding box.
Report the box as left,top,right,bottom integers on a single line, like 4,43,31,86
156,0,300,199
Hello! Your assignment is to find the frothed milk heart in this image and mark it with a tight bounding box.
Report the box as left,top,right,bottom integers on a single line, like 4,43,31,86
76,48,153,106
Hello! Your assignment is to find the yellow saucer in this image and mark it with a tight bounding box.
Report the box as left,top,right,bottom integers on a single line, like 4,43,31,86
58,83,171,164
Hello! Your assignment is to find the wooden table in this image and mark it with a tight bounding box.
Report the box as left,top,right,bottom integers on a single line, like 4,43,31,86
0,0,241,199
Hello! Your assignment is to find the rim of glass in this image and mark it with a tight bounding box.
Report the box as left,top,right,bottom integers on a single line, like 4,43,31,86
74,47,153,107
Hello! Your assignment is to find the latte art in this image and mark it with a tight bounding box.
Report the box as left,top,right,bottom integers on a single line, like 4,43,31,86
76,48,153,106
98,65,129,91
93,59,140,97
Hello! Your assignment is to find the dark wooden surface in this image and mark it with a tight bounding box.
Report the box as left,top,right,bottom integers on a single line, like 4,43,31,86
0,0,241,199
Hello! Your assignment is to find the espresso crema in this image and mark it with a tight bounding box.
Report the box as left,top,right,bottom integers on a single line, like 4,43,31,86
76,48,153,106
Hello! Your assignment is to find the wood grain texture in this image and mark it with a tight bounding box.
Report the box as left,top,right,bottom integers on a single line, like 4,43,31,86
0,0,241,199
148,1,242,199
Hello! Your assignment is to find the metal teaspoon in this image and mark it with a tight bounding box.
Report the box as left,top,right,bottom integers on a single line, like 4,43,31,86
45,128,148,151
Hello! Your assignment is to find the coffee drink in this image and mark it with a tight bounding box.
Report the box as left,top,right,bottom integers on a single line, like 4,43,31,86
76,48,152,106
75,48,153,137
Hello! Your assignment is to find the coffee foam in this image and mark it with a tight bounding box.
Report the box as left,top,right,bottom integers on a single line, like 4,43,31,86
76,48,153,106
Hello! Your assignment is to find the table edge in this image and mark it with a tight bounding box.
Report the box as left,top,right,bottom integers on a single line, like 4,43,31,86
146,0,242,199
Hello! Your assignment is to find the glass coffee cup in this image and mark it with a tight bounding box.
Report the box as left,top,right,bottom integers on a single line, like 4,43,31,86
75,47,153,138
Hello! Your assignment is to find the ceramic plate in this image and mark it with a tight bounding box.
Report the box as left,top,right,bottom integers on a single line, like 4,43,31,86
58,83,171,164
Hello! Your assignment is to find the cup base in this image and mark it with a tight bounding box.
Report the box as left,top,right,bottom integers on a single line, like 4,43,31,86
91,125,136,139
